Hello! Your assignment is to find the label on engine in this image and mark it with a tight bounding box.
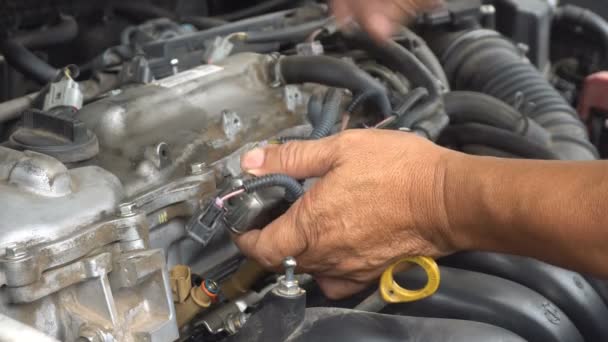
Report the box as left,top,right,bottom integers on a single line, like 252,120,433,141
157,65,224,88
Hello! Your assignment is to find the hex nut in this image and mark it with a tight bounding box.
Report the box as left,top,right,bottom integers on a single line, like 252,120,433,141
118,202,137,217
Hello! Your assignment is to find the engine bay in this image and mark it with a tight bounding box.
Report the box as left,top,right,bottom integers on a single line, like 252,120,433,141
1,1,608,341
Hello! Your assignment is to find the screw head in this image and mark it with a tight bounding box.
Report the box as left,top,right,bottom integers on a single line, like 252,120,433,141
203,279,220,295
275,256,303,297
283,256,297,282
283,256,297,270
190,162,207,175
118,202,137,217
5,243,27,259
480,4,496,15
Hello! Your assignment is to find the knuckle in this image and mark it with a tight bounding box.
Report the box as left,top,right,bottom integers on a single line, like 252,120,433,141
278,141,301,172
254,239,281,268
335,130,361,153
294,196,320,248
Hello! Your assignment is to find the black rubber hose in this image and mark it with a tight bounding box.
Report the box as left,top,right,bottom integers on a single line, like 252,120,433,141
398,27,449,91
444,91,551,147
242,174,304,202
554,4,608,61
360,63,411,95
0,39,60,84
245,18,330,44
286,308,526,342
442,252,608,342
585,277,608,306
428,29,597,160
399,99,441,129
387,267,584,342
344,31,443,122
440,123,559,159
14,14,78,50
217,0,291,22
279,55,392,117
396,87,428,117
310,89,343,139
0,14,78,84
412,110,449,141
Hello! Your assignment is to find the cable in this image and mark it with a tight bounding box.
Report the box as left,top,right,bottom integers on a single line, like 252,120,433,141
215,189,247,208
345,91,376,115
310,88,344,139
215,174,304,204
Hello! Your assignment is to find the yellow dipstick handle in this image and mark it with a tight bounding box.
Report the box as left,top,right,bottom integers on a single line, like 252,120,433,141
379,256,440,303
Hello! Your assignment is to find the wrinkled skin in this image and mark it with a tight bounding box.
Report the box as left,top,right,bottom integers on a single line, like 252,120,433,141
331,0,443,41
236,130,458,299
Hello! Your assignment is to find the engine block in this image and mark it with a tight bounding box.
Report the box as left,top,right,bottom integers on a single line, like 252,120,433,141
0,53,312,341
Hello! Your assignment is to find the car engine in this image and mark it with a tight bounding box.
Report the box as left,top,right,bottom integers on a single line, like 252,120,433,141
0,1,607,341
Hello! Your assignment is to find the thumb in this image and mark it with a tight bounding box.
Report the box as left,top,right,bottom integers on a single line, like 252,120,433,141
241,139,338,178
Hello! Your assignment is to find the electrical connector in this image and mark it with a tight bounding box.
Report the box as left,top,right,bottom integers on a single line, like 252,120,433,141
186,199,227,246
296,41,324,56
43,76,83,111
205,33,246,64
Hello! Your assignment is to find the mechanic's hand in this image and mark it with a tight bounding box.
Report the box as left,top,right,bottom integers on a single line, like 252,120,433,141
235,129,462,299
331,0,443,41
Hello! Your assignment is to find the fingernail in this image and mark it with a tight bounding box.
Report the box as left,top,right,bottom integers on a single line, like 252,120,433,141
241,148,265,170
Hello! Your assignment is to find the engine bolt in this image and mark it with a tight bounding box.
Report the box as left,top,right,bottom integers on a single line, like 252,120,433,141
118,202,137,217
4,243,27,259
480,4,496,15
204,279,219,294
283,256,297,282
274,256,302,297
190,162,207,175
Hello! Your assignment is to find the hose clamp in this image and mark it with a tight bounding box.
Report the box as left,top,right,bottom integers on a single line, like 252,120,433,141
269,55,286,88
